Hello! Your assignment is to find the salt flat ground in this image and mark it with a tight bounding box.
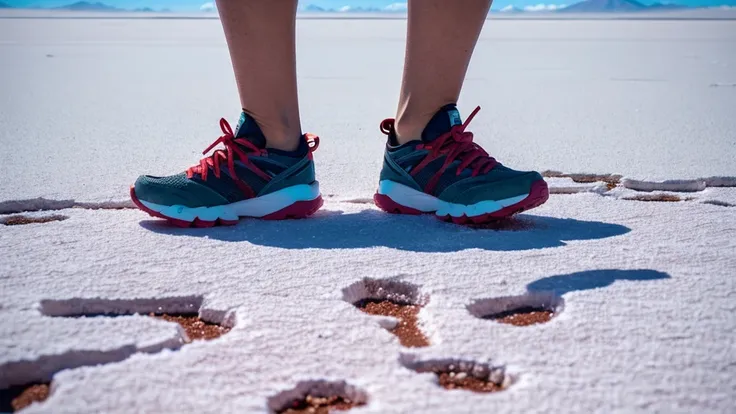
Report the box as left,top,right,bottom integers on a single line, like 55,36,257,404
1,13,735,414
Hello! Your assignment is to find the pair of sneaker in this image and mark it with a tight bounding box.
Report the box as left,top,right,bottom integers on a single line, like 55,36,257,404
131,104,549,228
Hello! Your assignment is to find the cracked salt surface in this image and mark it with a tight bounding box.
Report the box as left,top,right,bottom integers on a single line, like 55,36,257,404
1,12,736,414
1,192,734,413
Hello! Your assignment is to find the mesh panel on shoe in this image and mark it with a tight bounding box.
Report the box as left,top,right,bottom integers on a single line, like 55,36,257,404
191,173,244,203
434,161,474,196
141,173,191,189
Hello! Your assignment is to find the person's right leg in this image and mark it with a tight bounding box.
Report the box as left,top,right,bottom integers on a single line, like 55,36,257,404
374,0,548,223
393,0,490,144
131,0,322,228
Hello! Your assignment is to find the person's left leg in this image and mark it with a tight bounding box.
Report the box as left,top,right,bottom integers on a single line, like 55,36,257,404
374,0,549,223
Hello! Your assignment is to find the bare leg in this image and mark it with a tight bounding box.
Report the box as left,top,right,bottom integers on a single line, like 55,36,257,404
216,0,301,151
394,0,492,144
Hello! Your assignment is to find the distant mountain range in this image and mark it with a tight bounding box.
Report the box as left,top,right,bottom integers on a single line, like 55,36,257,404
0,2,169,12
0,1,702,13
301,4,405,12
302,1,690,13
561,0,687,12
56,2,120,11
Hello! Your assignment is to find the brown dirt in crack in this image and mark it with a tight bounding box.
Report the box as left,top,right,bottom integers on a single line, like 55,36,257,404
1,215,67,226
486,307,554,326
541,171,620,190
438,372,503,393
151,314,230,342
0,383,50,412
279,395,363,413
495,310,553,326
357,300,429,348
624,194,693,202
570,175,619,186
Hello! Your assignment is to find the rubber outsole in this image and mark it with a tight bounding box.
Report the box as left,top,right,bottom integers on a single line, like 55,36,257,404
373,179,550,224
130,186,323,228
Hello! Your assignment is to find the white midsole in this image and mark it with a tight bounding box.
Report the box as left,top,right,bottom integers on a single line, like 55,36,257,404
140,182,320,221
377,180,528,218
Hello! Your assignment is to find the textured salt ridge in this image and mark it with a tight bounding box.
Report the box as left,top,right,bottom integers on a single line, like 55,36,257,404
0,198,134,215
40,294,237,328
39,296,203,317
0,296,233,390
544,178,610,195
466,292,565,320
341,278,428,307
544,174,736,195
545,176,736,207
622,177,736,192
0,316,185,389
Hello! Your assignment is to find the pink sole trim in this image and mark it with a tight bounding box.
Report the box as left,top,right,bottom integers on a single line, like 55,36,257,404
373,180,550,224
261,197,324,220
130,186,323,228
373,193,423,215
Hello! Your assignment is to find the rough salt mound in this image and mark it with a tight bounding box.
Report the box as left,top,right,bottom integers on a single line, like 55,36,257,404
622,178,708,192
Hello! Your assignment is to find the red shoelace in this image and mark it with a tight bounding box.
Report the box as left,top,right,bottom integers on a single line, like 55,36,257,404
380,106,497,194
187,118,320,197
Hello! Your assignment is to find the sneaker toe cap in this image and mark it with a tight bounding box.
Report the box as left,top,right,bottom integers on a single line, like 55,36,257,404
133,174,228,208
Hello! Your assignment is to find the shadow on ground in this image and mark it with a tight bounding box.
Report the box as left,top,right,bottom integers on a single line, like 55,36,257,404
139,209,630,252
527,269,671,295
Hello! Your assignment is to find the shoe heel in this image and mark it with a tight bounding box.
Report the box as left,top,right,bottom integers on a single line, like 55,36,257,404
261,196,324,220
373,193,423,215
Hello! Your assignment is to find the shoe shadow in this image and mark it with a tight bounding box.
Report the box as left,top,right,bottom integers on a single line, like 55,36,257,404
138,209,630,252
526,269,670,295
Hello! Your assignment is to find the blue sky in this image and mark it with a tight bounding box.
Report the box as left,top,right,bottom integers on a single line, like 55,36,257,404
5,0,736,11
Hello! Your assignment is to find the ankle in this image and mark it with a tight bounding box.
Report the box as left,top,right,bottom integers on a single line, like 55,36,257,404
395,102,457,144
260,125,302,152
241,108,302,151
268,137,309,158
394,116,426,145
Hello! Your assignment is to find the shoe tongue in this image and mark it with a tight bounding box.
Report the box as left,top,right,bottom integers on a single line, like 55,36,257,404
234,111,267,148
421,104,463,142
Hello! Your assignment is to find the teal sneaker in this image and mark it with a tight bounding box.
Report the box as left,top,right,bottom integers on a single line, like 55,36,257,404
374,104,548,224
131,112,322,227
